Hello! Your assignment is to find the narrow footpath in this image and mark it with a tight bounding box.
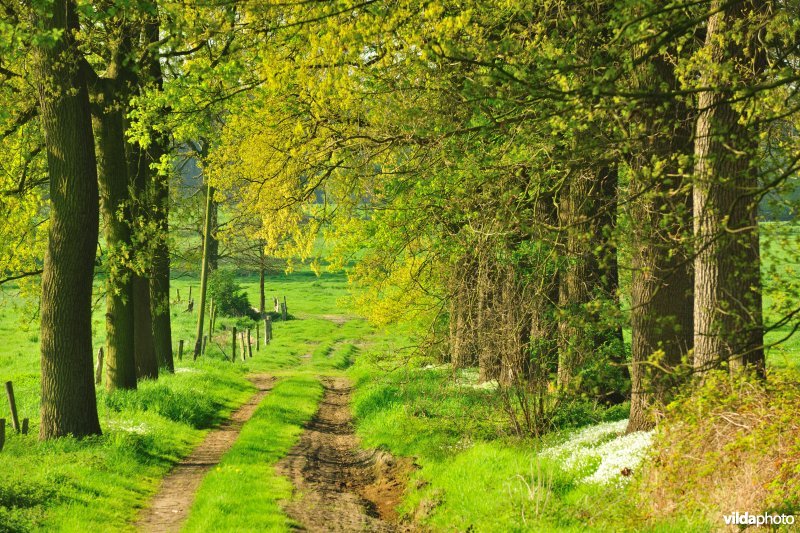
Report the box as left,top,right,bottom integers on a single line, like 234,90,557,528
276,377,413,532
135,374,275,532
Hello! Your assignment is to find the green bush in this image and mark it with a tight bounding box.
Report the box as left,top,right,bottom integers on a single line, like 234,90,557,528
208,269,259,319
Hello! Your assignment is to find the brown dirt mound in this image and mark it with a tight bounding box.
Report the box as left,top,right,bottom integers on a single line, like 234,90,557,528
135,374,275,532
276,377,416,532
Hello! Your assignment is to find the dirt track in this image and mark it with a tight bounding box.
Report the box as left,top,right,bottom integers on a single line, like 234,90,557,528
276,377,413,532
135,374,275,532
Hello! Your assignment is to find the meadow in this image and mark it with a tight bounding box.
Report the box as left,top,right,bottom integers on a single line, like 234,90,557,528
0,225,798,531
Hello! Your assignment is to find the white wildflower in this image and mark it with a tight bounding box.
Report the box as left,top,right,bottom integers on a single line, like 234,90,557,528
582,429,653,485
106,420,150,434
539,419,653,485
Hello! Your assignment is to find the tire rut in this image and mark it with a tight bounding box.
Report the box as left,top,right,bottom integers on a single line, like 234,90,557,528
276,377,413,532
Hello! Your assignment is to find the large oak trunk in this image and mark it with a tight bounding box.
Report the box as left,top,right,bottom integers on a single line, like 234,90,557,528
33,0,102,439
92,77,138,391
693,0,765,377
627,57,694,432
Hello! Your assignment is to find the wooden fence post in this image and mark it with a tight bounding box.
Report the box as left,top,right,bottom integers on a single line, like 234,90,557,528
273,297,279,313
266,315,272,343
247,329,253,358
207,298,214,340
202,335,208,355
281,296,288,321
176,288,181,302
95,347,104,385
0,419,5,452
5,381,20,433
240,331,247,361
21,418,28,435
178,339,184,361
232,327,237,362
256,324,260,351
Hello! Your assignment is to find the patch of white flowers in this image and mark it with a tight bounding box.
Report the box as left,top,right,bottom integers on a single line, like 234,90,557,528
539,419,653,486
106,420,150,434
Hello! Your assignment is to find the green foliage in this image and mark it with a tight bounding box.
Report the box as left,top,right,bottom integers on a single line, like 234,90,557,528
208,269,258,319
102,367,252,429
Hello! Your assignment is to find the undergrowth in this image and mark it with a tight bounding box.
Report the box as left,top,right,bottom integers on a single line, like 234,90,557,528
635,369,800,529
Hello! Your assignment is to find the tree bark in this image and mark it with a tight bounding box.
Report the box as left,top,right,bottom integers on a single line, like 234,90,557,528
627,56,694,433
32,0,102,439
208,194,219,271
134,274,159,379
693,0,765,377
144,15,174,373
557,165,622,392
194,183,215,357
529,191,559,382
128,129,159,380
91,75,138,391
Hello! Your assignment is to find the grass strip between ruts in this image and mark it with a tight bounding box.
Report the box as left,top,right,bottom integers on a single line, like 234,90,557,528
182,375,323,532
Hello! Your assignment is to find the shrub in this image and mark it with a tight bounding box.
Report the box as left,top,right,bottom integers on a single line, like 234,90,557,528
636,369,800,526
208,270,258,319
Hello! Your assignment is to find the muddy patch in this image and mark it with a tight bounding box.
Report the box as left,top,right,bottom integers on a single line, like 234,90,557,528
320,314,353,326
135,374,275,532
276,377,415,531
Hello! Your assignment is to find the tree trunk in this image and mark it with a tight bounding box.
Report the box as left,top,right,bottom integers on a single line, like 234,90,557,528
194,183,215,357
259,243,266,316
627,57,694,433
127,132,159,380
134,274,159,379
208,190,219,271
145,16,174,373
32,0,102,439
529,191,559,381
91,76,137,391
693,0,765,377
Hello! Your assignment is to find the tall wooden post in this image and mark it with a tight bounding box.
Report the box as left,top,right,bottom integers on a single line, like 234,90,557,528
95,347,104,385
231,327,237,362
240,331,247,361
256,324,260,351
0,419,5,452
178,339,184,361
247,329,253,358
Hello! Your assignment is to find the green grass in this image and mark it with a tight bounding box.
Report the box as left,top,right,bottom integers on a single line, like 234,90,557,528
1,221,799,531
0,360,253,532
0,267,358,532
182,375,323,532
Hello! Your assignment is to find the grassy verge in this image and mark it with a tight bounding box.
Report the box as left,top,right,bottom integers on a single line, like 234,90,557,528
182,375,323,532
349,348,719,532
0,361,253,532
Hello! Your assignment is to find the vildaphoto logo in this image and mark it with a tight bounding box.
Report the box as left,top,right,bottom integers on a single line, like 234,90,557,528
723,512,796,526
